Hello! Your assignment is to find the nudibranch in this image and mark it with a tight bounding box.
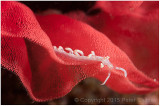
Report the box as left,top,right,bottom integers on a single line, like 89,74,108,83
53,46,127,85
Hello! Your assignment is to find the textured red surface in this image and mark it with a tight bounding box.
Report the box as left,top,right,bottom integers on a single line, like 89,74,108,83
92,1,143,16
1,1,159,101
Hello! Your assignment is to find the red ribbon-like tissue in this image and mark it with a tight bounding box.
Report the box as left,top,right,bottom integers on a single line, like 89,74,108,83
1,1,159,101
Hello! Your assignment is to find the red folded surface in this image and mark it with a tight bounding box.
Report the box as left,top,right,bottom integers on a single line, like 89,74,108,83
91,1,143,16
1,1,159,102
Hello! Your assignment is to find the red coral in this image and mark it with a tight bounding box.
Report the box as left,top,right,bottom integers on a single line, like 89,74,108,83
1,1,159,102
91,1,143,16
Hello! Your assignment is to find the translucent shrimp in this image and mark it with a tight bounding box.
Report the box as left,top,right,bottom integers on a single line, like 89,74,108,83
53,45,128,86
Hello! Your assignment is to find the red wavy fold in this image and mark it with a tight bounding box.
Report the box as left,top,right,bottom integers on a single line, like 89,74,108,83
1,1,159,101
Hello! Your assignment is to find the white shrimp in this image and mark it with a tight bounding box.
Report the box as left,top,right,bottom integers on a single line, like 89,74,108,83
53,45,128,85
